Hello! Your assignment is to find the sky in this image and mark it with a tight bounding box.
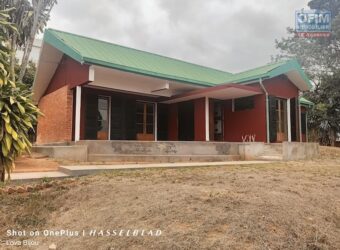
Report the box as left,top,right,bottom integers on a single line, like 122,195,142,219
47,0,309,73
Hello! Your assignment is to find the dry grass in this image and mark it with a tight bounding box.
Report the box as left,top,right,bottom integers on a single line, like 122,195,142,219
0,149,340,250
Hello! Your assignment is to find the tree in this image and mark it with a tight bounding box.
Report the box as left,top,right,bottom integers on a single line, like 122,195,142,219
0,0,57,84
0,9,41,182
18,0,57,82
0,1,33,82
274,0,340,145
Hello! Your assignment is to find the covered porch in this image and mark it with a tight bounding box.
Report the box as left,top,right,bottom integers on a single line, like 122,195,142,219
73,65,263,142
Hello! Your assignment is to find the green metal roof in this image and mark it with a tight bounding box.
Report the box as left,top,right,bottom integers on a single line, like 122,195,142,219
44,29,233,87
300,97,314,107
228,60,312,89
43,28,312,89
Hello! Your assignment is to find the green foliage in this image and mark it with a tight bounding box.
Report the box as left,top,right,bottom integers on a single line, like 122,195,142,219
15,60,36,87
0,0,33,47
275,0,340,145
0,9,41,181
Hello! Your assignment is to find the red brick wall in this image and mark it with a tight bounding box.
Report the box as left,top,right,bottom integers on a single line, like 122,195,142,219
223,94,267,142
44,56,89,95
194,98,206,141
36,86,74,144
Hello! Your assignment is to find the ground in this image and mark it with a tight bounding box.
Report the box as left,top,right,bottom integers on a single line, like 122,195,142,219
0,147,339,250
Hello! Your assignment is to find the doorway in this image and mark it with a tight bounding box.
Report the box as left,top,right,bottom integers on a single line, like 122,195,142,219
276,98,288,142
178,101,194,141
213,101,224,141
269,96,288,142
136,101,155,141
97,96,110,140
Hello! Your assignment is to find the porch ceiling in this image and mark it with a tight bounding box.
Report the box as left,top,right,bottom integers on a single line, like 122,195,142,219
88,65,204,97
162,84,262,104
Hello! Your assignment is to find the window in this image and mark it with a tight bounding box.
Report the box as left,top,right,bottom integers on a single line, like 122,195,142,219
234,96,254,111
301,112,307,134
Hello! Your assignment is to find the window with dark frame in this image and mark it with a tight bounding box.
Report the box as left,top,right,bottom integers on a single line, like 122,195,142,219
301,112,307,134
234,96,255,111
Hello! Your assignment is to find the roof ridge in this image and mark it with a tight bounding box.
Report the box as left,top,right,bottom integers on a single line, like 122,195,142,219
46,28,233,75
233,60,290,75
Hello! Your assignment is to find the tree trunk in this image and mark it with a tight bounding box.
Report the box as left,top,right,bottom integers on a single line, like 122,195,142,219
0,162,5,183
18,0,43,83
10,34,17,82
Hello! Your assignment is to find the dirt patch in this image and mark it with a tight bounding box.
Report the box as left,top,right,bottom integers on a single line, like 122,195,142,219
320,146,340,159
1,153,340,249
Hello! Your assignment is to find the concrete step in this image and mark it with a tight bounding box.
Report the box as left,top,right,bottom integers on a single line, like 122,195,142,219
258,155,283,161
87,154,241,163
76,140,240,156
10,171,69,182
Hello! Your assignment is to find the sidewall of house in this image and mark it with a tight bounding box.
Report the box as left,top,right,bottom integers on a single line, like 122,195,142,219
223,76,300,143
37,86,74,144
223,94,267,142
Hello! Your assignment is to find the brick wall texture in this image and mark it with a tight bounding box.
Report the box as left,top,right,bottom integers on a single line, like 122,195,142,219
36,85,73,144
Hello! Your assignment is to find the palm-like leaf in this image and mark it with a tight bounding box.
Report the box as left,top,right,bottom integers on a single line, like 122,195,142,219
0,9,41,182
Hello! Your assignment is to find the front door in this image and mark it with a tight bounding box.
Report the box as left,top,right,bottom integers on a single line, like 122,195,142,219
136,102,155,141
213,101,224,141
276,98,288,142
97,96,110,140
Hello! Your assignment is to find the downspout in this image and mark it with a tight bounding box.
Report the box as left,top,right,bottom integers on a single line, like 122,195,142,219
259,78,270,143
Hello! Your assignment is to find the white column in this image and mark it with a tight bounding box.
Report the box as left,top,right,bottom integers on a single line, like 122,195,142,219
306,112,308,142
287,98,291,142
298,97,302,142
205,97,209,141
154,102,158,141
75,86,82,142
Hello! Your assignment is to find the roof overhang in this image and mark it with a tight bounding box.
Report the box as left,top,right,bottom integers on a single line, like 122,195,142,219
32,42,63,103
88,65,204,97
285,70,311,91
162,84,262,104
266,59,312,91
233,59,313,92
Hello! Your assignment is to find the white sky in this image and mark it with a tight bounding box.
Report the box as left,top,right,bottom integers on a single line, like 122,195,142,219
46,0,309,72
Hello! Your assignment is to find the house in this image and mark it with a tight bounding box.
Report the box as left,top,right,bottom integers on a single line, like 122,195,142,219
33,29,313,145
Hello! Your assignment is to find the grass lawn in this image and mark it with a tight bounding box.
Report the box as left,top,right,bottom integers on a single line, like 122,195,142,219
0,147,339,250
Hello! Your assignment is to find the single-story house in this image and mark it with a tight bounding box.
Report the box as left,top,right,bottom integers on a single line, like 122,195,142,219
33,29,313,144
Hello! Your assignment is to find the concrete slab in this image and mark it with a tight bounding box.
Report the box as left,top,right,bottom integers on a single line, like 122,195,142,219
59,161,273,176
33,145,88,162
10,171,69,182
